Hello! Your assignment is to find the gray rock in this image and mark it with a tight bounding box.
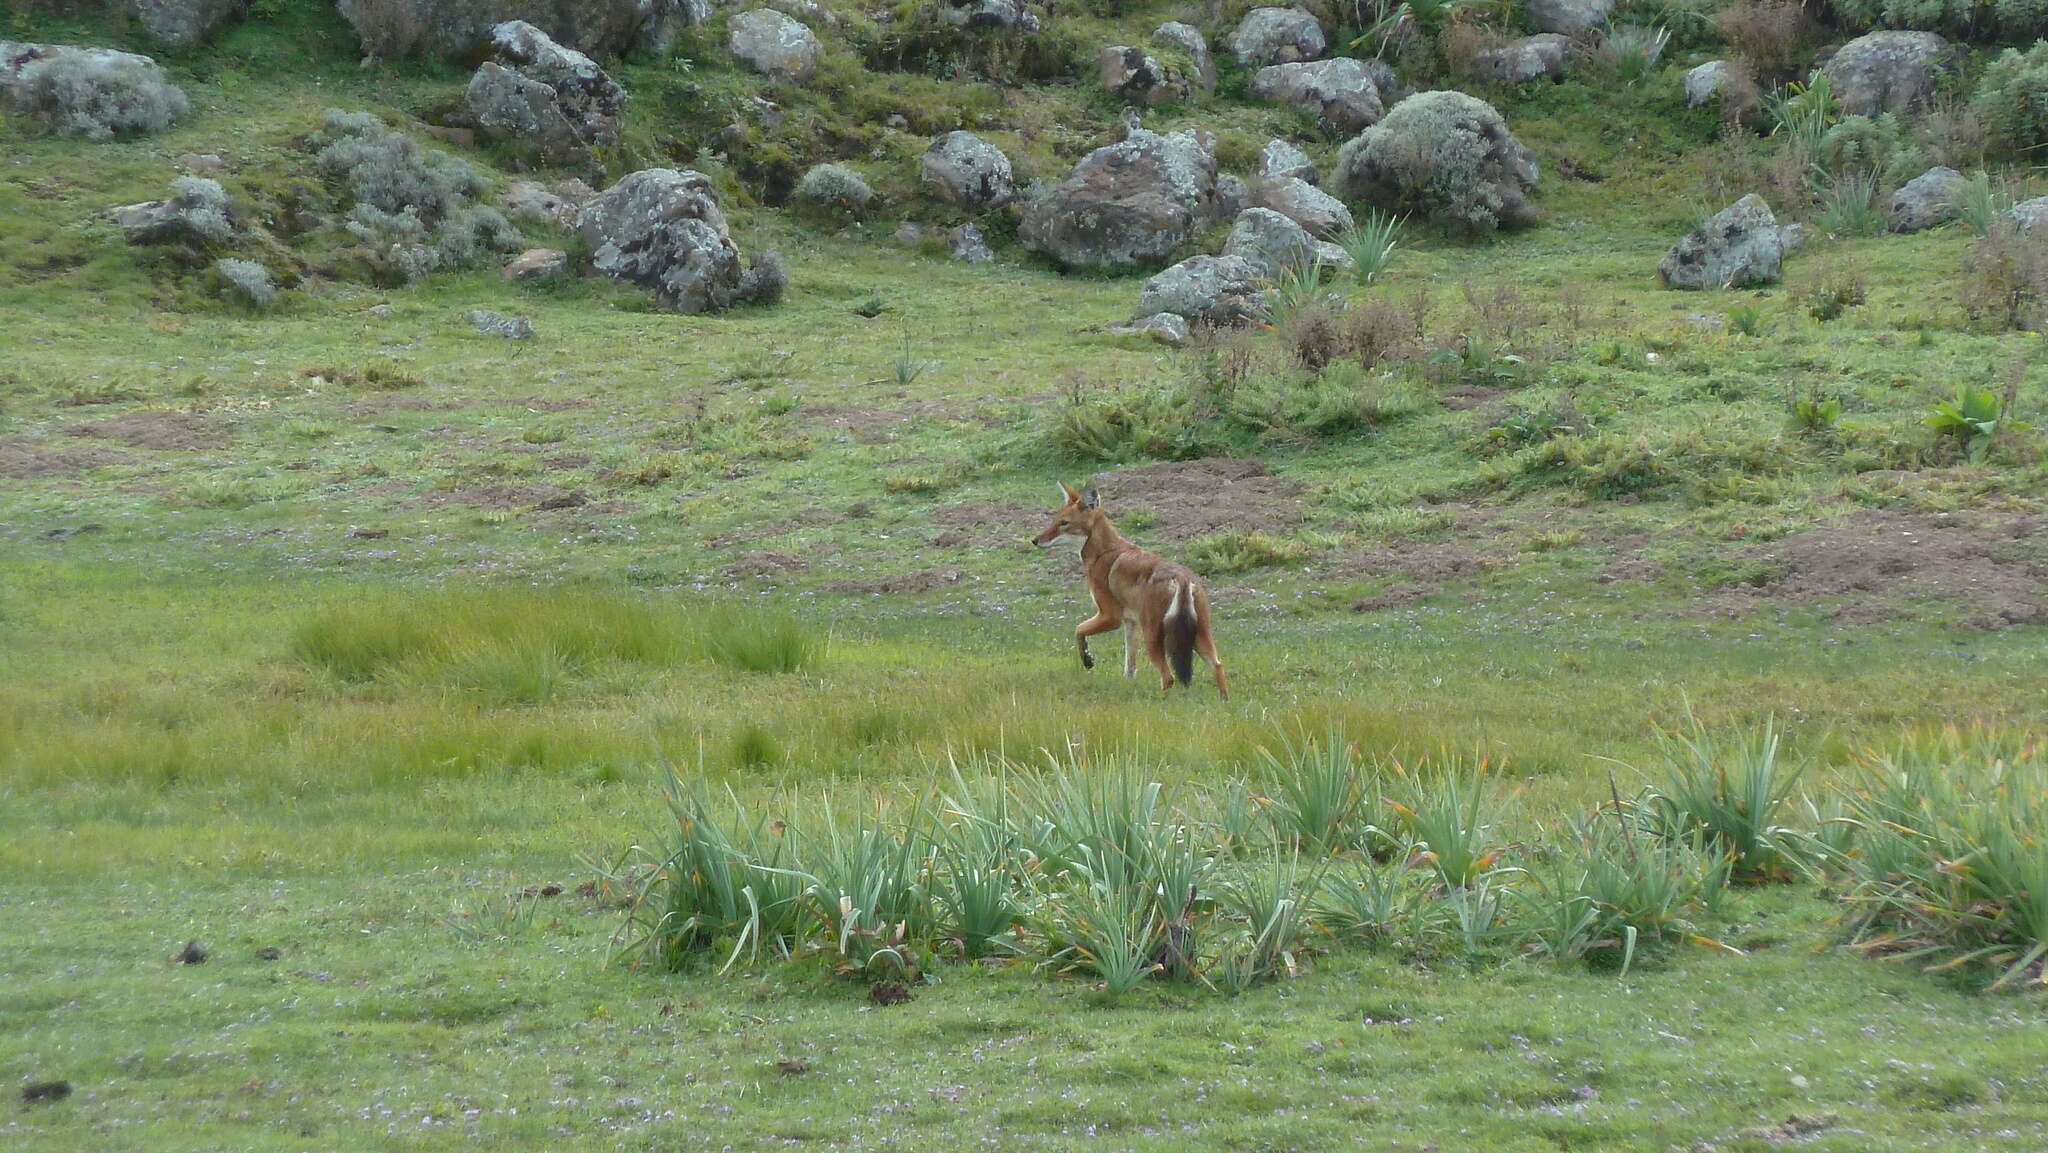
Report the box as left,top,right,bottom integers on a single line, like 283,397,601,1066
1105,311,1190,344
118,0,248,49
1221,207,1319,276
1683,60,1729,109
892,221,923,245
176,152,225,171
113,176,233,245
1250,175,1352,238
577,168,752,313
1258,139,1317,183
728,9,819,82
466,19,627,170
1136,254,1264,325
1658,194,1791,290
1315,240,1353,270
1526,0,1611,35
502,247,568,279
1228,7,1325,67
468,308,535,338
770,0,838,28
1886,166,1963,233
1821,31,1954,118
334,0,707,59
948,222,994,263
1099,46,1183,107
2012,196,2048,233
1019,127,1217,270
1152,22,1213,91
1252,57,1387,134
500,178,593,227
1479,34,1570,83
920,130,1015,211
1334,90,1538,234
1214,173,1249,218
933,0,1038,32
0,40,188,139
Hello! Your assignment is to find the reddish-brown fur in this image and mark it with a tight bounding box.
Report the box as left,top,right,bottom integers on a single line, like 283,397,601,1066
1034,482,1228,698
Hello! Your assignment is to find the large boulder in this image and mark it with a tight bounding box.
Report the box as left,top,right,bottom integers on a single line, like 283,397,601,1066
0,40,188,139
1099,46,1183,107
333,0,707,59
1258,138,1316,183
1221,207,1318,276
920,130,1015,211
1886,166,1963,234
1526,0,1611,34
1821,31,1954,118
2010,196,2048,233
1252,58,1390,134
1479,34,1570,83
1333,90,1538,234
1228,7,1324,67
577,169,766,313
728,9,820,81
1684,60,1729,108
933,0,1038,32
1658,194,1792,290
1136,254,1264,325
1250,175,1353,238
113,176,235,246
464,21,624,168
1152,21,1213,91
117,0,248,48
1019,127,1216,270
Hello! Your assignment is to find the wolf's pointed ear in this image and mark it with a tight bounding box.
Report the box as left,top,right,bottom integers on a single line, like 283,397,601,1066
1058,481,1081,504
1081,487,1100,510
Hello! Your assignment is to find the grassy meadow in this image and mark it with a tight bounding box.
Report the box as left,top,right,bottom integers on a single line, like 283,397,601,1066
6,1,2048,1149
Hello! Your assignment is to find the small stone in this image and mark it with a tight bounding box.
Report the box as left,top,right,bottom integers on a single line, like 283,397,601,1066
467,309,535,339
502,248,568,280
948,223,994,263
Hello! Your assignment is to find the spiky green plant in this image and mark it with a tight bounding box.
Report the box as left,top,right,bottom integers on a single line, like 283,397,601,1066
1333,210,1403,285
1256,728,1372,855
1633,717,1815,882
626,771,810,973
1313,855,1425,946
1209,849,1322,993
1386,759,1507,889
1817,168,1884,237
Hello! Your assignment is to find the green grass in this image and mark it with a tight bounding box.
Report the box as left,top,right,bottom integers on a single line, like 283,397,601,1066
6,5,2048,1148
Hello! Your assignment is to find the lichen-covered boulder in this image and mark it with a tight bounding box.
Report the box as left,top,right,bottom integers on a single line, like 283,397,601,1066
1105,311,1190,344
1221,207,1319,276
577,168,771,313
0,40,188,139
920,130,1015,211
333,0,707,59
729,9,820,81
1526,0,1611,35
1136,254,1264,325
1684,60,1729,108
1099,46,1183,107
1252,58,1389,134
1658,194,1792,289
1333,90,1538,234
118,0,249,48
949,222,994,263
1821,31,1954,118
1479,34,1570,83
1886,166,1963,233
1228,7,1324,67
113,176,234,246
2010,196,2048,233
1152,21,1213,91
1019,127,1217,270
1258,139,1316,183
464,22,624,168
1250,175,1353,238
933,0,1038,32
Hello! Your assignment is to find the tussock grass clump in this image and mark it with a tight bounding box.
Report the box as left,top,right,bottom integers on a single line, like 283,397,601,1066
290,590,816,699
1631,717,1816,882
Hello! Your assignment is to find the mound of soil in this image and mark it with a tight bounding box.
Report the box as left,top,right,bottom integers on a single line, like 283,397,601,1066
1340,537,1503,613
1724,511,2048,628
415,483,575,511
0,435,127,478
68,411,227,451
1091,458,1304,543
716,551,811,581
824,568,964,595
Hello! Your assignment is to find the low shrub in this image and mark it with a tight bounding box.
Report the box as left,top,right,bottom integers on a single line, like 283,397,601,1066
1972,42,2048,157
213,258,278,309
794,163,875,215
12,47,188,139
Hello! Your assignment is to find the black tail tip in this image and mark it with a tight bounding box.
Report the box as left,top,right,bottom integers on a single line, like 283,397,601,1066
1169,647,1194,687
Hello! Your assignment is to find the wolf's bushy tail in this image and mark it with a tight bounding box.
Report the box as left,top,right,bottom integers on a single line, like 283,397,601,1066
1164,581,1196,688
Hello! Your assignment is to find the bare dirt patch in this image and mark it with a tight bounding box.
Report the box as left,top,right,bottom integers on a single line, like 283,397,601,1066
703,507,844,549
924,501,1042,549
543,452,593,470
1441,384,1508,411
1090,458,1305,544
413,483,576,511
0,435,128,479
824,568,964,595
340,395,453,417
67,411,227,451
1718,511,2048,628
716,551,811,581
1339,538,1505,613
